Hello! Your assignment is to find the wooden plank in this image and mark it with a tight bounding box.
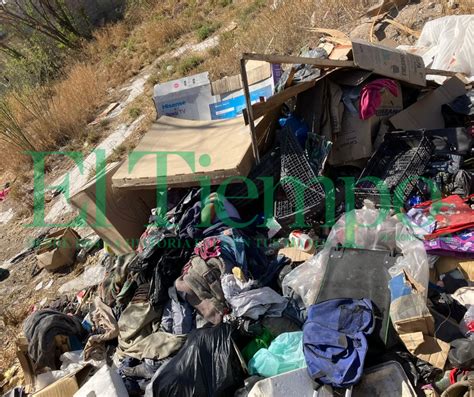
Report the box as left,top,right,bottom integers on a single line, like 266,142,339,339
242,53,355,68
425,68,462,77
240,58,260,163
384,19,421,38
252,79,317,119
255,106,281,152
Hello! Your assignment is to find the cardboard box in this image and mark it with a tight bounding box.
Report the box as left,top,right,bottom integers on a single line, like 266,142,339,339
74,365,128,397
70,162,155,256
390,270,449,369
153,72,214,120
434,256,474,281
153,62,279,121
32,365,93,397
352,39,426,86
329,81,403,165
210,78,274,120
211,60,272,95
390,76,467,130
112,116,254,190
36,228,80,271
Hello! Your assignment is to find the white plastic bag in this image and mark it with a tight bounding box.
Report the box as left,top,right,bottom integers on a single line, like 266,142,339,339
399,15,474,84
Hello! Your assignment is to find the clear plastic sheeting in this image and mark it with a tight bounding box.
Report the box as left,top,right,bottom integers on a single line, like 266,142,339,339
398,15,474,84
282,207,429,307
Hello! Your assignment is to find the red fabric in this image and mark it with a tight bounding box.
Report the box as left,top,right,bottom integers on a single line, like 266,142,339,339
449,368,459,384
359,79,399,120
416,195,474,240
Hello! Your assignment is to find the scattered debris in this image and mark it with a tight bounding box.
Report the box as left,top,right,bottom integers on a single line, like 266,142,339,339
5,11,474,397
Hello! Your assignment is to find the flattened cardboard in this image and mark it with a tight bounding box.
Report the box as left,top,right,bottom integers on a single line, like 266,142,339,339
16,338,36,393
391,270,449,369
278,247,314,263
399,332,449,369
352,39,426,86
70,162,155,256
390,76,467,130
36,228,80,271
112,116,254,190
32,365,93,397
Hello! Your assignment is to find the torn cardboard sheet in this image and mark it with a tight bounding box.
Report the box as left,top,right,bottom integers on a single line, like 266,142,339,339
70,162,155,256
399,333,450,370
278,247,315,263
389,270,449,369
352,39,426,86
390,76,467,130
329,80,402,166
112,116,254,190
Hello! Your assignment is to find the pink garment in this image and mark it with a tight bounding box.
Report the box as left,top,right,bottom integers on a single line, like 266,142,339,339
359,79,399,120
0,187,10,201
194,237,221,260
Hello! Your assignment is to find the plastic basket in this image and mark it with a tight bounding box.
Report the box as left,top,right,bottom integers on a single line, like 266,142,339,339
274,199,321,232
278,127,325,217
355,131,435,208
226,146,281,209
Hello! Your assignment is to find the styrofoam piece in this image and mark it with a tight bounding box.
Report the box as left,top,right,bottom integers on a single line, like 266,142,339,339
353,361,416,397
248,368,314,397
73,365,127,397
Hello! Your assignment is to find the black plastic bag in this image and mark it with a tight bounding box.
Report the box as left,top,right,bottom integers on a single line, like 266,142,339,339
149,324,245,397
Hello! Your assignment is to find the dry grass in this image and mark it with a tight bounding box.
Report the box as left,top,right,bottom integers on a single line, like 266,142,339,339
442,0,474,13
0,63,107,170
205,0,370,79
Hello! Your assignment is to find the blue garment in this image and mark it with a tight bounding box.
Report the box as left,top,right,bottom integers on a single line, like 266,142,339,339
160,286,195,335
219,231,248,274
303,298,375,388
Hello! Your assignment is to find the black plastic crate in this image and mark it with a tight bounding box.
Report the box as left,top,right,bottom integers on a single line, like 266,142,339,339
355,131,435,208
274,199,321,232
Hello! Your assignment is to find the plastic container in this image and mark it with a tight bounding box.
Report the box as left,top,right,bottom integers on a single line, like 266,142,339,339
275,127,326,230
280,126,326,208
354,131,434,208
352,361,417,397
274,199,321,232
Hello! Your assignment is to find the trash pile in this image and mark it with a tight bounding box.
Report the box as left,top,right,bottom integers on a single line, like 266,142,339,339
5,15,474,397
